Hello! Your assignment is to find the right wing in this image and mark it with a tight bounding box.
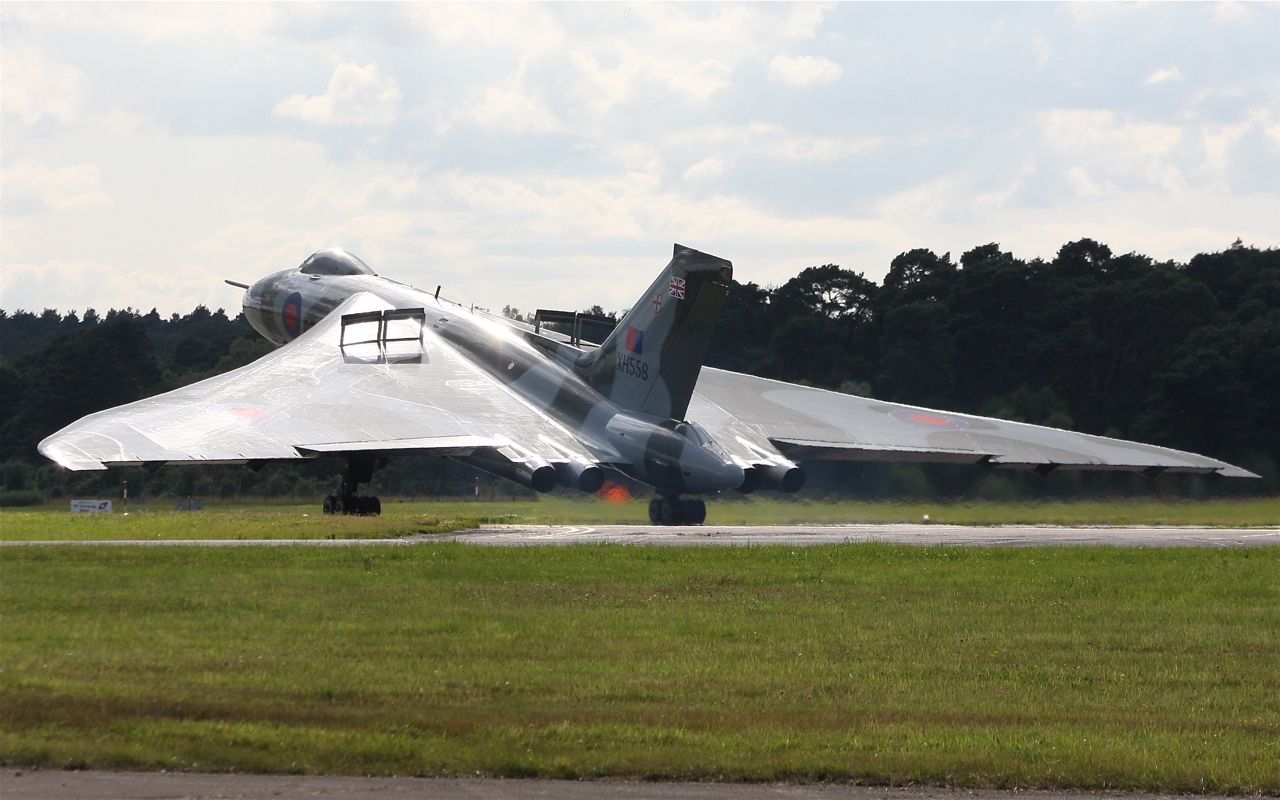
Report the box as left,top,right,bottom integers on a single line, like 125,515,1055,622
39,293,602,471
687,367,1258,478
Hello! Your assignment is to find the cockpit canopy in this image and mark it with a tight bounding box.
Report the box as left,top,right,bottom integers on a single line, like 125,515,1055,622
299,249,376,277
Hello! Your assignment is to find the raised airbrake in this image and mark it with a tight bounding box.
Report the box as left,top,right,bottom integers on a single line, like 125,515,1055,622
39,245,1258,523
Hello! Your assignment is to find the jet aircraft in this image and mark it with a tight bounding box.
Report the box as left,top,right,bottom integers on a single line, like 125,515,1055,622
39,245,1257,523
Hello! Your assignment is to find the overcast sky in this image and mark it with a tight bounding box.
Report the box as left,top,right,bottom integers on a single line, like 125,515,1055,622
3,2,1278,318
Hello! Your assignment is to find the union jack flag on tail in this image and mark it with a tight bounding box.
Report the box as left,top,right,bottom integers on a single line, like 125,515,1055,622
668,276,686,300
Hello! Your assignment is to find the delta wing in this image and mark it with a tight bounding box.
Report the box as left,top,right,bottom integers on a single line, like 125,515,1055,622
39,293,593,471
687,368,1257,478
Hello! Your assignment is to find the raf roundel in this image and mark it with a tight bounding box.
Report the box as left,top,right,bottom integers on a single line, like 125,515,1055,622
889,408,969,431
282,291,303,338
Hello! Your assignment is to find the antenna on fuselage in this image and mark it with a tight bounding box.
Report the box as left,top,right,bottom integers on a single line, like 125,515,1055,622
434,285,441,299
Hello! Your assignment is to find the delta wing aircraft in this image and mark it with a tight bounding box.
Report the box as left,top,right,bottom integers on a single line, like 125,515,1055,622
40,245,1257,523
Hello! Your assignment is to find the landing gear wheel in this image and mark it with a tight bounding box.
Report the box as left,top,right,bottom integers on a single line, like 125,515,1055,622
683,499,706,525
648,497,705,525
322,457,387,516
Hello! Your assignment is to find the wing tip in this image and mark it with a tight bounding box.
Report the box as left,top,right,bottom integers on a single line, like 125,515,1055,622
1216,465,1263,479
37,440,108,471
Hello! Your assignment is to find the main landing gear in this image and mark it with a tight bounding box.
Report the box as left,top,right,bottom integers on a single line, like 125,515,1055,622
323,457,383,516
648,495,706,525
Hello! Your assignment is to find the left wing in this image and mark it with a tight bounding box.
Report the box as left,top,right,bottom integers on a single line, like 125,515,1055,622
687,367,1258,478
39,293,599,471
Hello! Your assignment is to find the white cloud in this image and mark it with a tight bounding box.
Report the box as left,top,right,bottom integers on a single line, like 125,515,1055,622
2,3,1276,318
1144,66,1183,86
562,5,834,114
683,157,728,182
465,86,562,133
2,3,281,43
768,54,842,87
1265,123,1280,151
657,58,733,102
973,161,1039,209
274,63,401,126
1214,2,1252,23
407,4,567,55
876,176,962,222
672,124,880,162
1201,121,1251,170
1,162,111,211
0,48,84,125
569,44,732,111
1039,109,1186,194
98,3,280,42
1064,166,1106,199
0,259,223,313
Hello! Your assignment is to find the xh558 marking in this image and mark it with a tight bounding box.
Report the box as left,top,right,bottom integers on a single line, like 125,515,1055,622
40,245,1257,524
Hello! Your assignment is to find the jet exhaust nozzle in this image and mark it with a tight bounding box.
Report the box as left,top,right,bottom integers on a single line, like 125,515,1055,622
456,450,559,493
743,462,805,494
556,460,605,493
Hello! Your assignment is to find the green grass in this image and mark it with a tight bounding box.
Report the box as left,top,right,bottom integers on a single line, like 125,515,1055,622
2,496,1278,541
0,503,495,542
2,544,1278,790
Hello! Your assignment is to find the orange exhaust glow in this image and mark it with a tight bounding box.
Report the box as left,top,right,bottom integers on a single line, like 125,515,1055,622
598,481,631,503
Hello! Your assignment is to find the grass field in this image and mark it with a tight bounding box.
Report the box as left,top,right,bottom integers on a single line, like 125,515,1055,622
2,495,1278,541
2,544,1277,790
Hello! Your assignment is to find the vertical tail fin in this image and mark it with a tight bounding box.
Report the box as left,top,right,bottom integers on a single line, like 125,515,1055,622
574,244,732,420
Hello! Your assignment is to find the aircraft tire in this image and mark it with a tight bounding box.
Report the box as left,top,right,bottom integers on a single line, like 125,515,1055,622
365,496,381,516
649,497,705,525
684,499,706,525
323,496,336,515
332,495,346,515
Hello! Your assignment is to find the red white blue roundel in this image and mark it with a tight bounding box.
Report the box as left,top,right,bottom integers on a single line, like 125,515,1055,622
889,408,969,430
282,291,303,338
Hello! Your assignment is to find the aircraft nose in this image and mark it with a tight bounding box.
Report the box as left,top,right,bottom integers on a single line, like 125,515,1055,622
681,449,746,494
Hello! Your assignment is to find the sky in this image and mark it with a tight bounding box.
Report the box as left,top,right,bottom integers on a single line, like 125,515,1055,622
2,2,1278,318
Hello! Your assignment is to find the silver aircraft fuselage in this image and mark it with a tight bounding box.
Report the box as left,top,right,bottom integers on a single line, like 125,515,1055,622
241,264,745,496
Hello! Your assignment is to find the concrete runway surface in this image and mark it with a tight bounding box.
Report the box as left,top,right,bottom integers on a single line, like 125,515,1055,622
1,771,1252,800
428,523,1280,547
6,523,1276,548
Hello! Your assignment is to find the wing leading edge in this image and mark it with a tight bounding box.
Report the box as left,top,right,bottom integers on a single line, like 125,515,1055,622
687,367,1258,479
38,293,592,471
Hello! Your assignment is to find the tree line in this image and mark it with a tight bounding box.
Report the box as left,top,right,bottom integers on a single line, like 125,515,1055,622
1,238,1276,503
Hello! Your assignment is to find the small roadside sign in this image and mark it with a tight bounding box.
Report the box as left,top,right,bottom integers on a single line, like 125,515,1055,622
70,499,113,513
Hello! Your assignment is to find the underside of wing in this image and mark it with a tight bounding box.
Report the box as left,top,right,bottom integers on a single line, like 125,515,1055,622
687,367,1258,479
39,294,593,471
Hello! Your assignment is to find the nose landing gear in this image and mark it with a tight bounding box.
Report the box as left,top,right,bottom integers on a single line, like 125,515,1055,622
323,456,383,516
648,495,706,525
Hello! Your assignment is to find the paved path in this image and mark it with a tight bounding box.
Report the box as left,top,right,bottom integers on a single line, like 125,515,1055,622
1,770,1252,800
6,523,1275,548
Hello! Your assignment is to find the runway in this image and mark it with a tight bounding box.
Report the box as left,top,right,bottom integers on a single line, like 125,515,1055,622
1,770,1254,800
426,522,1280,547
3,523,1277,548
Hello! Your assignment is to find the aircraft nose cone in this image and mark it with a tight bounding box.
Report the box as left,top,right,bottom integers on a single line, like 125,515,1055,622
682,454,746,494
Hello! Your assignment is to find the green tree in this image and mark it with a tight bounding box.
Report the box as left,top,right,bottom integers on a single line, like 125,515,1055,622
1,315,165,461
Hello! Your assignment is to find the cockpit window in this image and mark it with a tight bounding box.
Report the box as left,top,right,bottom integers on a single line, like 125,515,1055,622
298,249,376,276
675,422,710,447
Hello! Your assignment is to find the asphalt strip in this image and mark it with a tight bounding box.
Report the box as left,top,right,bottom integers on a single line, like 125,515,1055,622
3,523,1278,548
0,771,1254,800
